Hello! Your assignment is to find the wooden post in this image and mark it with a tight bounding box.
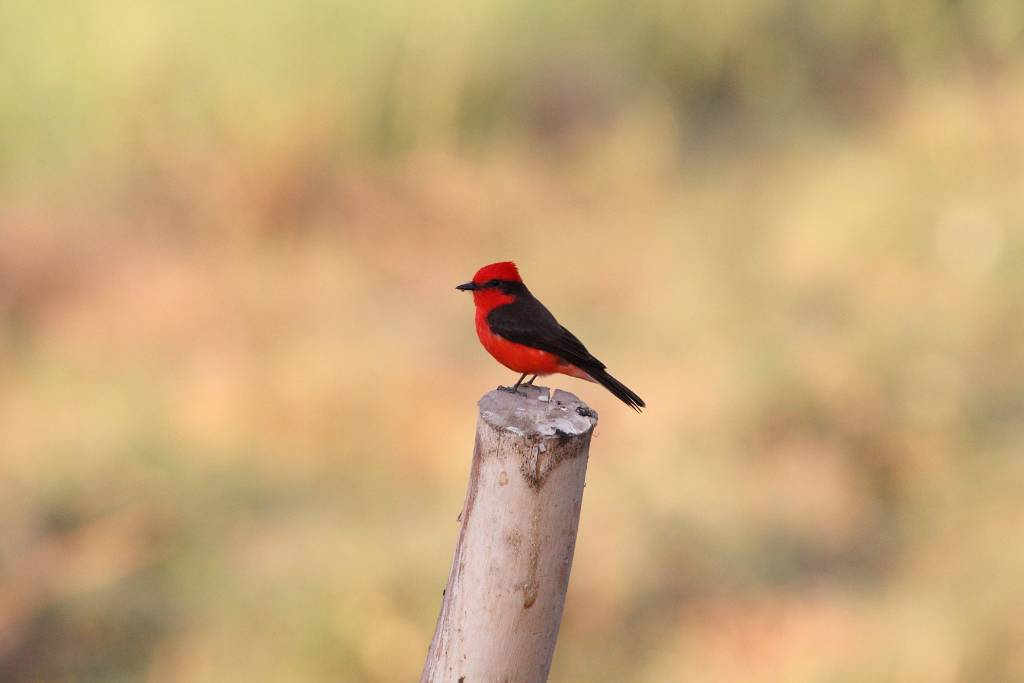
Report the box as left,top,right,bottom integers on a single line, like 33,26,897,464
421,386,598,683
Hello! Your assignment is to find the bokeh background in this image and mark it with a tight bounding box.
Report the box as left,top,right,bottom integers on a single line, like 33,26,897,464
2,2,1023,681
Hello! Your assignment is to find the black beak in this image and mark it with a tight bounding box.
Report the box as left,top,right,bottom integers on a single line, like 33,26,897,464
455,282,478,291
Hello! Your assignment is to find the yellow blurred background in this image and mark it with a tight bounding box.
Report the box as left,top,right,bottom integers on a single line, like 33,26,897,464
1,2,1023,681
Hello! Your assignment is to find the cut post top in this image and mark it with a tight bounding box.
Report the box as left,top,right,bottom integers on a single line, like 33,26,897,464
477,385,598,438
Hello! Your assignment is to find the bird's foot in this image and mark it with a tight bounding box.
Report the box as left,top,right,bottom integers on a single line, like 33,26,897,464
497,385,526,396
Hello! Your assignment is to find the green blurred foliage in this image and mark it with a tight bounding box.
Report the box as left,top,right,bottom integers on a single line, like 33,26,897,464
1,1,1023,681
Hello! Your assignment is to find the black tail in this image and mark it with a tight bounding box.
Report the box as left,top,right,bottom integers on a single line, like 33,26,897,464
589,367,645,412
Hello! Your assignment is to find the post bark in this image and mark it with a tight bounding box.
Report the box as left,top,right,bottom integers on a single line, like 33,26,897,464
421,386,598,683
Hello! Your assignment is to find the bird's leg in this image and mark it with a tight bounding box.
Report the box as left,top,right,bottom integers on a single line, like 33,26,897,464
523,374,537,386
498,373,530,395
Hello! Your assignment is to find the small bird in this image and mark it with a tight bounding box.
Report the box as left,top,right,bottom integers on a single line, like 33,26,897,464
456,261,645,411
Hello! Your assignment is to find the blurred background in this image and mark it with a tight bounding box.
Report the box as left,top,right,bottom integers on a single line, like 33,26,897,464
1,1,1023,681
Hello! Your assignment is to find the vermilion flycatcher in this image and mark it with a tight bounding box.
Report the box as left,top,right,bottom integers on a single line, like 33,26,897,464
456,261,645,411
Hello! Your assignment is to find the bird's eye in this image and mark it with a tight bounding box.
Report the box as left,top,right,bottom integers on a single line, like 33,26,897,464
487,279,501,287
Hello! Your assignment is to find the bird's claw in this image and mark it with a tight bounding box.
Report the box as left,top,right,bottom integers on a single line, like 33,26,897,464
497,385,525,396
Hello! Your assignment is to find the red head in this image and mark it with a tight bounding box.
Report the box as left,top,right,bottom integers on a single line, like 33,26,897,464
470,261,521,285
456,261,524,311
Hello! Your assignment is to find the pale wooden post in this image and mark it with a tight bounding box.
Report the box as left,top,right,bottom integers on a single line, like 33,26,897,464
421,385,598,683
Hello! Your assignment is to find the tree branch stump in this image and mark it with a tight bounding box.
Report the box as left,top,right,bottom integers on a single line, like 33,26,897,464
421,386,598,683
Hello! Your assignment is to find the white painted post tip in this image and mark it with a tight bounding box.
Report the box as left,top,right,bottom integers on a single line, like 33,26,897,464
421,386,598,683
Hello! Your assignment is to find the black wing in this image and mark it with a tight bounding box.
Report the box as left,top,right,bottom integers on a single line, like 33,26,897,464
487,287,646,411
486,291,606,371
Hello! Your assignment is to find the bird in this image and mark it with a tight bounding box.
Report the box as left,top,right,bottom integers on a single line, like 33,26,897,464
456,261,645,411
